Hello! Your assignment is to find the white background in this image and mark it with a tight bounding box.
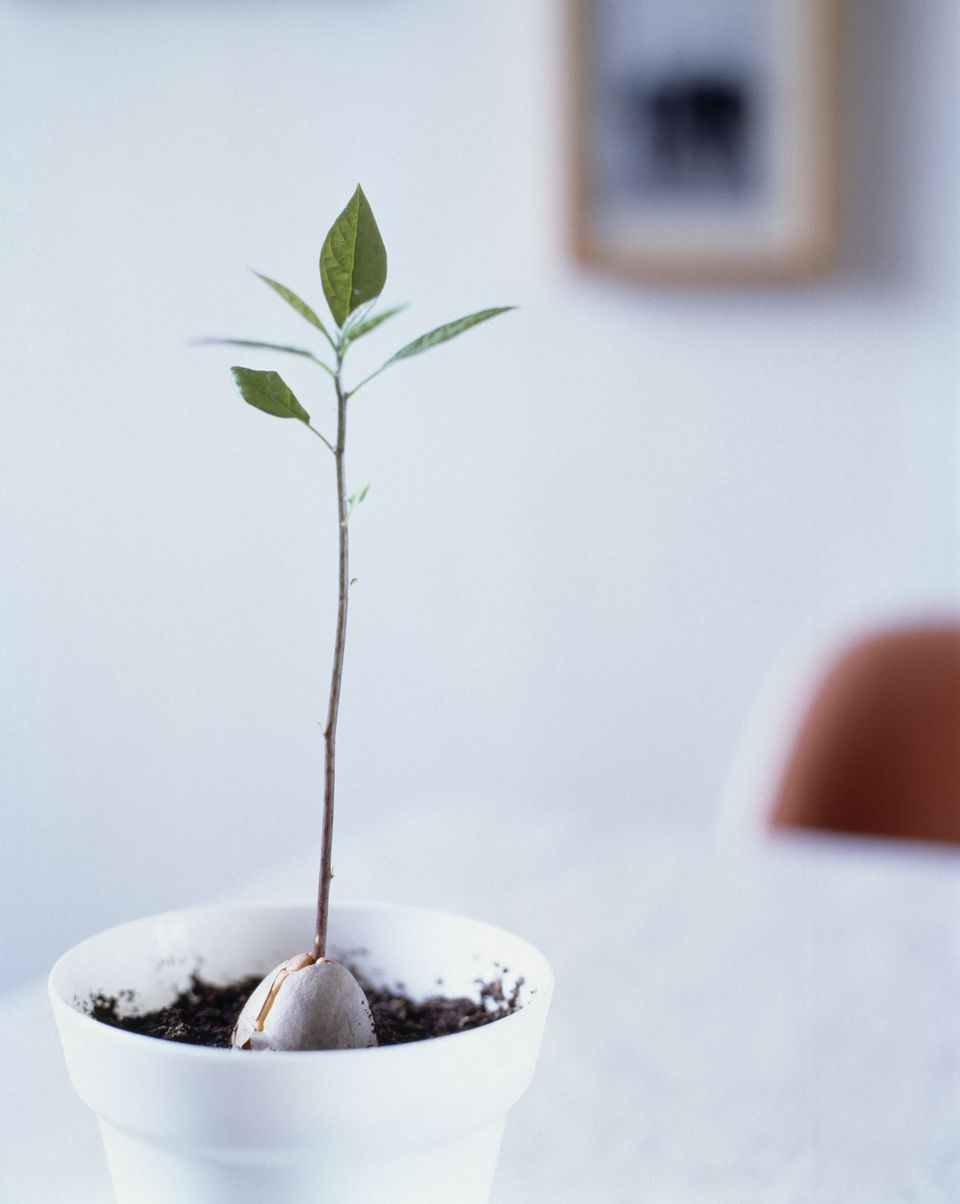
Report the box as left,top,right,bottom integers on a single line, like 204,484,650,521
2,0,958,992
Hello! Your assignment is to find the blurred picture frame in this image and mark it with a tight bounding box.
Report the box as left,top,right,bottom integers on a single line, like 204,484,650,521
571,0,841,282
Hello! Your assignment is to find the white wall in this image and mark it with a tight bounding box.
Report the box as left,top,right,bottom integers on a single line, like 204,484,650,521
2,0,957,991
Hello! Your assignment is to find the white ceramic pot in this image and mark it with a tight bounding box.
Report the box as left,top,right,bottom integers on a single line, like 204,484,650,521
49,901,553,1204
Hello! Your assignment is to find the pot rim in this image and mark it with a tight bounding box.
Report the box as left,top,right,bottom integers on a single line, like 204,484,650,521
48,898,554,1062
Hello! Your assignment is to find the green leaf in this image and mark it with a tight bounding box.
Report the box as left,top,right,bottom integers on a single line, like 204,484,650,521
254,273,333,342
198,337,313,357
341,299,376,333
231,367,310,423
320,186,387,328
346,304,407,342
387,307,514,365
345,482,370,525
196,337,334,371
347,483,370,509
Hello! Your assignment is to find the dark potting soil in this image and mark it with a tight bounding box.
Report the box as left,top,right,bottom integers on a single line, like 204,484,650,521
360,974,522,1046
88,970,522,1048
89,977,262,1048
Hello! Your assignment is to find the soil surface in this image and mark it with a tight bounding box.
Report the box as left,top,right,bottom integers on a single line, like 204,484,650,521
89,977,261,1048
87,969,522,1048
361,974,522,1046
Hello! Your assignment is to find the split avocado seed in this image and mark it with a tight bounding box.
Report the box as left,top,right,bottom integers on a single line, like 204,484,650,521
231,954,378,1051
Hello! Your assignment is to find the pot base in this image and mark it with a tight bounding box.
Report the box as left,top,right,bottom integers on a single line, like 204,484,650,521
99,1114,507,1204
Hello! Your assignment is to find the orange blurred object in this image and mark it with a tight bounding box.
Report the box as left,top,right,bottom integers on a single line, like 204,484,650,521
769,623,960,844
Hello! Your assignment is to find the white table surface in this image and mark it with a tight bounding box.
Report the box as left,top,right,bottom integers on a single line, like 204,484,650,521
4,813,960,1203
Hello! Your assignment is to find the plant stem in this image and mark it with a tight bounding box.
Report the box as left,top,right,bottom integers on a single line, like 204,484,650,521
314,355,349,960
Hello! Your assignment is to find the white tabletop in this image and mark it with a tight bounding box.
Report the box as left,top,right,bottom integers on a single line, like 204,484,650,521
5,814,960,1203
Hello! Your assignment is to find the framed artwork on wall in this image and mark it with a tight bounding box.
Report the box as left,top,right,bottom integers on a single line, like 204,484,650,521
570,0,841,282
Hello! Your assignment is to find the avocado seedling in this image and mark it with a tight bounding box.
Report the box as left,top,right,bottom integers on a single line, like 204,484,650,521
201,186,512,1050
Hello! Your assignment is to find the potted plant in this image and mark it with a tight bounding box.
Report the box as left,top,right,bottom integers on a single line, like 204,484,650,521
48,186,554,1204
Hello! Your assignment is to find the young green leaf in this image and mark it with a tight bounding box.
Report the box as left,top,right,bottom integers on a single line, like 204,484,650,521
345,303,407,342
347,483,370,510
231,366,310,423
196,338,335,375
344,482,370,525
254,273,333,344
320,186,387,328
387,307,514,364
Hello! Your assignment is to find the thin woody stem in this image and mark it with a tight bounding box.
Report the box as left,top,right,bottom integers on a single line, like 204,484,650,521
314,355,349,960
